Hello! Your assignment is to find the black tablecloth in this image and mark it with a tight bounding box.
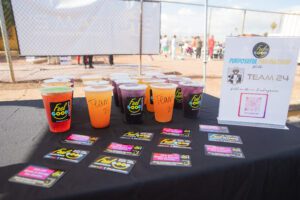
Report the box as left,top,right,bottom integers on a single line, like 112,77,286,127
1,94,300,200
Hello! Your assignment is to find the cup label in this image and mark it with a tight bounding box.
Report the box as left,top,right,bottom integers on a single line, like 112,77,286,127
175,88,183,103
188,94,202,110
150,89,153,104
126,96,143,116
50,100,70,122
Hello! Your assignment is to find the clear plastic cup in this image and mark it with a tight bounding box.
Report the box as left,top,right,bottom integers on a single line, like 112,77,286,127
150,83,177,123
41,86,73,133
42,78,72,88
168,77,192,109
52,75,75,87
80,75,102,84
143,79,166,112
115,79,138,112
119,84,147,124
84,85,114,128
179,81,205,118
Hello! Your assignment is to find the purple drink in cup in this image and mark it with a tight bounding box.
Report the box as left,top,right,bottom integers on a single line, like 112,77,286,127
168,77,192,109
110,76,130,107
115,79,138,113
119,84,147,124
180,81,205,118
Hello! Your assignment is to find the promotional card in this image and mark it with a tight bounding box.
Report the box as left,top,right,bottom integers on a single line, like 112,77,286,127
63,134,99,146
104,142,143,156
9,165,65,188
44,147,89,163
158,138,192,149
150,153,191,167
204,145,245,158
121,131,154,141
199,124,229,133
89,155,136,174
208,133,243,144
161,128,191,137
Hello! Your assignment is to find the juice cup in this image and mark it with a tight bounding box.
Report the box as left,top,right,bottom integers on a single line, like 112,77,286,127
115,79,138,113
150,83,177,123
180,81,205,118
84,85,114,128
41,86,73,133
80,75,102,85
110,77,130,107
168,77,192,109
143,79,166,112
42,78,72,88
52,75,75,87
119,84,147,124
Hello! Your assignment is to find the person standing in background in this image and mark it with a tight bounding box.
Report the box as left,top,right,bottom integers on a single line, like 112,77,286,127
160,35,169,58
83,55,94,69
171,35,177,60
196,36,202,59
208,35,215,59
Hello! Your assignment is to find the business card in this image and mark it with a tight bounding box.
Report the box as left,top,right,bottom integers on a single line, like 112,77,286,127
121,131,154,141
199,124,229,133
158,138,192,149
89,155,136,174
208,133,243,144
150,153,191,167
204,145,245,158
104,142,143,156
63,134,99,146
161,128,191,137
9,165,65,188
44,147,89,163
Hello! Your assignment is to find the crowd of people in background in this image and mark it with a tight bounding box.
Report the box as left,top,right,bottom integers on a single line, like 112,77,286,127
160,34,224,60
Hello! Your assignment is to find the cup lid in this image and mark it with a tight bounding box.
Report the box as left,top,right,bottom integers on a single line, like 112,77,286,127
115,79,138,85
80,74,102,80
150,83,178,89
84,85,114,92
179,81,205,87
168,77,192,83
142,79,166,84
43,78,70,84
83,80,110,86
41,86,73,94
119,83,147,90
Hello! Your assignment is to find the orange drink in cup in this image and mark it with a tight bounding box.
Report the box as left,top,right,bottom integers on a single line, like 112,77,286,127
143,79,166,112
150,83,177,123
84,85,113,128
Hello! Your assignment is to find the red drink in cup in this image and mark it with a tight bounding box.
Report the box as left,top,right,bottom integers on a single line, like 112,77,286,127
41,86,73,133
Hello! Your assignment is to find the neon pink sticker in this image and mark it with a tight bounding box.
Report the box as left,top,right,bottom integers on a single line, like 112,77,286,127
108,142,133,152
152,153,180,162
67,134,90,141
206,145,232,154
18,166,54,180
162,128,183,134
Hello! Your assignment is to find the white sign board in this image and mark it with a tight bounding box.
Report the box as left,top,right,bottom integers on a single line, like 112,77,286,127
218,37,300,129
11,0,160,56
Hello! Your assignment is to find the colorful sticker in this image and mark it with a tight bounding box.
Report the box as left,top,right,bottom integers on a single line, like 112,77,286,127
126,97,144,116
199,124,229,133
161,128,190,137
188,94,202,110
158,138,192,149
208,133,243,144
104,142,143,156
150,153,191,167
175,88,183,104
121,131,154,141
44,147,89,163
204,145,245,158
63,134,99,146
50,100,70,122
89,155,136,174
9,165,65,188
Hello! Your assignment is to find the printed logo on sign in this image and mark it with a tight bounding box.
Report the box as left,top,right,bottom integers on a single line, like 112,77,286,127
127,97,143,114
175,88,183,103
189,94,201,110
252,42,270,59
50,101,70,122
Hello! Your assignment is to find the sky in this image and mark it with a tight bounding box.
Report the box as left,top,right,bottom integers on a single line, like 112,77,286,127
160,0,300,41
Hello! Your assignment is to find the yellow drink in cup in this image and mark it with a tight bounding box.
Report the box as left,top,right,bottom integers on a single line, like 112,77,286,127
84,85,113,128
143,79,166,112
150,83,177,123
